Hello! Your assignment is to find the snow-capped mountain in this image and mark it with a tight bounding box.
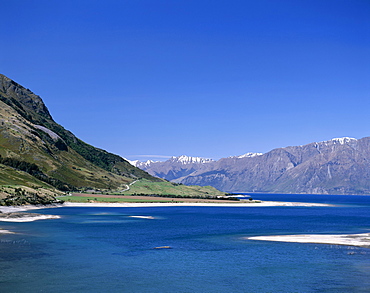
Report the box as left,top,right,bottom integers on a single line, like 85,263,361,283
127,155,213,168
127,155,215,181
127,159,158,168
230,152,263,159
324,137,357,145
179,137,370,194
168,155,214,164
130,137,370,195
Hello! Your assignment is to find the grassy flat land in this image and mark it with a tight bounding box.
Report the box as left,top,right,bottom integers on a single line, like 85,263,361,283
119,179,226,197
58,195,175,203
58,178,232,204
59,193,241,204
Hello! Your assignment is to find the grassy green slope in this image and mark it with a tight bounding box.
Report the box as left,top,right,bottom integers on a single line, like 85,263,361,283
0,101,133,190
0,163,64,205
0,74,158,182
121,179,226,197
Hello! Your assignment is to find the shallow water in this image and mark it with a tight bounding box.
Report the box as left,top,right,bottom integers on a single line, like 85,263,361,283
1,195,370,292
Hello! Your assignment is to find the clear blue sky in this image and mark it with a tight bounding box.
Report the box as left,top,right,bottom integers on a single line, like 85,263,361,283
1,0,369,161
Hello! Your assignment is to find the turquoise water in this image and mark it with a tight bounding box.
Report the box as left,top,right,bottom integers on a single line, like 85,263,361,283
1,195,370,292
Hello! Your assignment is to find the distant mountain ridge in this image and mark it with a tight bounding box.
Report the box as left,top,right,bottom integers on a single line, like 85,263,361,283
130,153,259,183
128,155,215,181
131,138,370,195
229,152,263,159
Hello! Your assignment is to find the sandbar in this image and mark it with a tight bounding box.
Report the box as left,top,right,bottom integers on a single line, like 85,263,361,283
0,205,62,222
0,229,15,234
0,213,60,222
0,212,60,222
247,233,370,248
129,215,155,219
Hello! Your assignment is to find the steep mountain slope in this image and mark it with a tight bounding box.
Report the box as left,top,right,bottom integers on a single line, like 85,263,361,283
0,74,160,201
178,138,370,195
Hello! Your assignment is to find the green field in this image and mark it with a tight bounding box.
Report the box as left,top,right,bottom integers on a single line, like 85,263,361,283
58,195,175,203
120,179,226,197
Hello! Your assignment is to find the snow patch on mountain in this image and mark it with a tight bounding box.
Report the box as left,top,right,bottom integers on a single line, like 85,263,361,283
237,152,263,158
127,155,214,168
229,152,263,159
126,159,158,168
330,137,357,144
169,155,214,165
314,137,357,146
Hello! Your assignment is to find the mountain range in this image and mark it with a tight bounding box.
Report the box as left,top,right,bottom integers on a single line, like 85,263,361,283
130,138,370,195
2,73,368,200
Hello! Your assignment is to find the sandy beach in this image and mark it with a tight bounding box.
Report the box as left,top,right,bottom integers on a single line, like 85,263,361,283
247,232,370,248
62,201,331,208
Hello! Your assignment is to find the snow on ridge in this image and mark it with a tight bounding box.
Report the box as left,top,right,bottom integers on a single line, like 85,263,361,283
170,155,214,164
125,159,139,166
330,137,357,144
319,137,357,145
127,155,214,167
237,152,263,158
125,159,157,167
229,152,263,159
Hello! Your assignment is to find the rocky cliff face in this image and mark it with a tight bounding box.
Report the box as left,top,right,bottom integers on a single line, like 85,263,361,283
0,75,52,122
135,138,370,195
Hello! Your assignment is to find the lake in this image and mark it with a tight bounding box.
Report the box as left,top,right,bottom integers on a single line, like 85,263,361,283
1,194,370,292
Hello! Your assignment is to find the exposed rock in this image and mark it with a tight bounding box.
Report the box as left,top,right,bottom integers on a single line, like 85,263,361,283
135,138,370,195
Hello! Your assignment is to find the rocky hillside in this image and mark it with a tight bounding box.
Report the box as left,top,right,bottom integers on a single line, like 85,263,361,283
0,74,161,203
134,138,370,195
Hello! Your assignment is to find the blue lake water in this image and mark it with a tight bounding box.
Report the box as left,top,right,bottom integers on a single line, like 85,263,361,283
1,194,370,292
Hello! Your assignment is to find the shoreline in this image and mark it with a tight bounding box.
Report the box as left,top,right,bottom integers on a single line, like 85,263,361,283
0,205,62,213
246,232,370,248
0,200,331,224
0,200,332,212
61,201,332,208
